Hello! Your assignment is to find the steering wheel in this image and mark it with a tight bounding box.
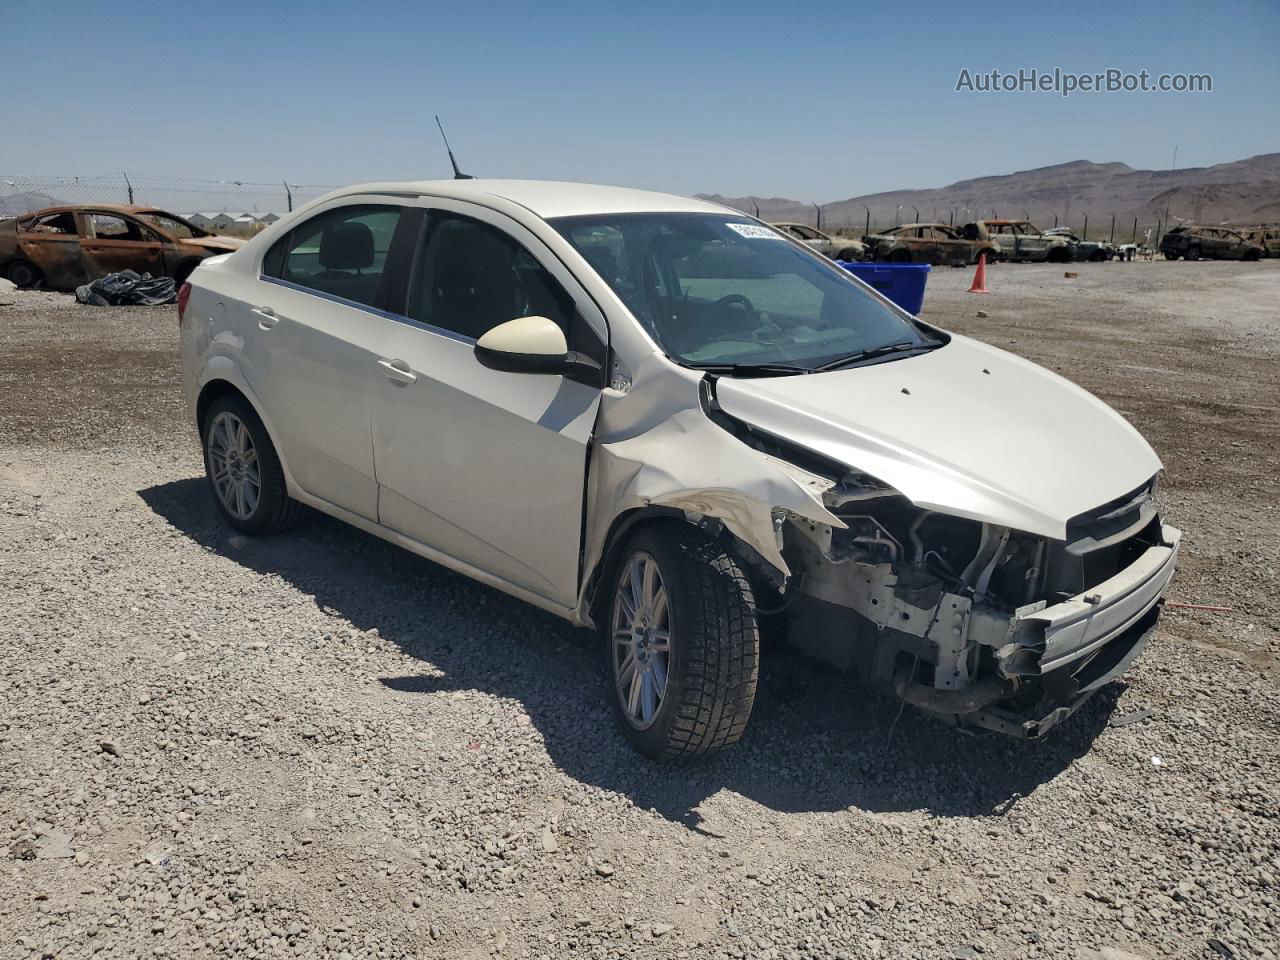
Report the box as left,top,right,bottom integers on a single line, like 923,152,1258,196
714,293,759,325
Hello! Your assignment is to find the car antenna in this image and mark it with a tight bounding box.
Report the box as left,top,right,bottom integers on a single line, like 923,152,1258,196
435,115,474,180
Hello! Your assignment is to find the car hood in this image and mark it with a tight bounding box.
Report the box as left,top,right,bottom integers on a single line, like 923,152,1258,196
182,235,245,253
713,334,1162,540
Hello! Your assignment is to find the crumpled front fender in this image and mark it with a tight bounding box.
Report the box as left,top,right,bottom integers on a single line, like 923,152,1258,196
578,392,844,622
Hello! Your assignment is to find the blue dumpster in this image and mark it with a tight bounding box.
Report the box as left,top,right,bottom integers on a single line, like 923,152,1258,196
837,261,931,315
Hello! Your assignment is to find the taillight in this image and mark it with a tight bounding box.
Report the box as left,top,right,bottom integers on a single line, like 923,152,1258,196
177,282,192,325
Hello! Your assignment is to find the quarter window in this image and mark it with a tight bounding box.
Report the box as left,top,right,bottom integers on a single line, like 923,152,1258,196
263,205,402,309
406,213,574,341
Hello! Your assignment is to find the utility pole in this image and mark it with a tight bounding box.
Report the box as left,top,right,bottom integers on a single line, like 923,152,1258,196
123,171,133,204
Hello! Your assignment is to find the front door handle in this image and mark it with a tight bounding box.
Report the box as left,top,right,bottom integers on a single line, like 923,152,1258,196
251,306,279,330
378,358,417,385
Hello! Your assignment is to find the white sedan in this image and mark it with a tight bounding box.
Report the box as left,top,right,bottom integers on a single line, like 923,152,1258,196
179,180,1180,760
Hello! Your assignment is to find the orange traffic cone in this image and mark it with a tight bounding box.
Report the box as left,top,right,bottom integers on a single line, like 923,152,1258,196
967,253,990,294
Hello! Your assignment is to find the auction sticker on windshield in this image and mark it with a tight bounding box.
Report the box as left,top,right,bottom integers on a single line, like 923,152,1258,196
726,223,783,239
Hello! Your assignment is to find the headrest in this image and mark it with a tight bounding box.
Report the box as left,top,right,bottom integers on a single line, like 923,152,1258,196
319,222,374,270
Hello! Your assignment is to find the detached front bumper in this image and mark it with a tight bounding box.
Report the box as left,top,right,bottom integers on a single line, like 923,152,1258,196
896,524,1181,739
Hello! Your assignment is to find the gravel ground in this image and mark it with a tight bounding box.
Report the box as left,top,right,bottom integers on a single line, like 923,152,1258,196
2,260,1277,960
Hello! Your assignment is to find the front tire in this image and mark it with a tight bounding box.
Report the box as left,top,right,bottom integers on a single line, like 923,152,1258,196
201,394,304,535
1186,245,1201,261
604,526,759,762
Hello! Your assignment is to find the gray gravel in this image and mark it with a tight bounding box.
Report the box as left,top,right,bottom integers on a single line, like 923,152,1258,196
2,264,1278,960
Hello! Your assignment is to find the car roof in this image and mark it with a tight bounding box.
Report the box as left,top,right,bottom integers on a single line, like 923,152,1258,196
331,179,732,219
23,204,164,217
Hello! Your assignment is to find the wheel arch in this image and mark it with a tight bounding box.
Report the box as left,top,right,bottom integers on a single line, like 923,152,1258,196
172,257,203,286
578,507,781,630
195,372,299,496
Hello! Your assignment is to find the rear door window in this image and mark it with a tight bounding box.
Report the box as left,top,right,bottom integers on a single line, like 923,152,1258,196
262,205,402,309
90,214,158,242
25,212,78,235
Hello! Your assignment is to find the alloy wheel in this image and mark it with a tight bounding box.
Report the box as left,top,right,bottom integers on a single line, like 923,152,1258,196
611,552,672,730
207,411,261,521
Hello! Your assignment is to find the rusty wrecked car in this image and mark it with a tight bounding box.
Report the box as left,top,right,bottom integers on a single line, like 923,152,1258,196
863,222,999,266
0,205,245,291
770,222,867,261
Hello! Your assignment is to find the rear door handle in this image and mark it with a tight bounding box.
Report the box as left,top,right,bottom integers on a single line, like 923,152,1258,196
378,358,417,385
251,306,279,329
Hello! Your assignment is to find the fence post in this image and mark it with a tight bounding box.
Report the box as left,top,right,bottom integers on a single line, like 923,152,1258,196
283,181,293,213
123,171,134,204
1131,217,1137,243
1110,213,1115,243
1083,213,1088,241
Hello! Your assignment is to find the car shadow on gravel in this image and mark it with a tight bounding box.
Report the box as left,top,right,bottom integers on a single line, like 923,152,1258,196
142,478,1120,829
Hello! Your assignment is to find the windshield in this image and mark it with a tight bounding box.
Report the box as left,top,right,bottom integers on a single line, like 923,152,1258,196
137,211,206,239
551,213,930,371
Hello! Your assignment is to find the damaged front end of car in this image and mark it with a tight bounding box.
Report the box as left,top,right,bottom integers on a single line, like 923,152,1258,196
700,377,1181,739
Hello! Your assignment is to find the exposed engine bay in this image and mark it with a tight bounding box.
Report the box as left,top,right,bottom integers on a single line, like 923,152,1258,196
703,379,1182,738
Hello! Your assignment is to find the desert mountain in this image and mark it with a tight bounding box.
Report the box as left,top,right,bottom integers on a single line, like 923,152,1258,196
700,154,1280,235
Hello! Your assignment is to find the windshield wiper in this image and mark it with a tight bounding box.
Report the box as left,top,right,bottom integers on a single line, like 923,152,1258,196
684,361,812,377
813,339,942,372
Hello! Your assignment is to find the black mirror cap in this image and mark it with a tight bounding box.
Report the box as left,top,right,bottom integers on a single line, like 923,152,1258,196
474,344,605,388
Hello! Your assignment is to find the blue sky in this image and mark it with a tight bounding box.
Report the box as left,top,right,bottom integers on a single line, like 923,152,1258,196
5,0,1277,201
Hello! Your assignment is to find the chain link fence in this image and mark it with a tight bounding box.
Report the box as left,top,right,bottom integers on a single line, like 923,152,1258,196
0,174,338,235
2,173,1196,247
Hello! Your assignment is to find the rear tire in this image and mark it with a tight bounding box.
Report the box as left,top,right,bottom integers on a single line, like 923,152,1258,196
836,247,861,262
5,260,42,288
604,525,759,763
201,393,304,535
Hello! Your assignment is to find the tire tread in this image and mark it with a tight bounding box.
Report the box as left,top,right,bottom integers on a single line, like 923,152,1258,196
615,526,759,763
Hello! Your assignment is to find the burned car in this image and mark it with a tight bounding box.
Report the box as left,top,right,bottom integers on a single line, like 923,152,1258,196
771,222,866,261
863,222,998,266
0,205,244,290
180,180,1179,761
1240,226,1280,258
1044,227,1116,262
1160,225,1263,261
962,219,1073,262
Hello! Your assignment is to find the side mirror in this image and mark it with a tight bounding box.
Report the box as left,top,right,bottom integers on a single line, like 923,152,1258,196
474,316,603,386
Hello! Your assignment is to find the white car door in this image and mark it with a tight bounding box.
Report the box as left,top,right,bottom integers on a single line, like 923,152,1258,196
252,201,407,521
370,201,606,608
